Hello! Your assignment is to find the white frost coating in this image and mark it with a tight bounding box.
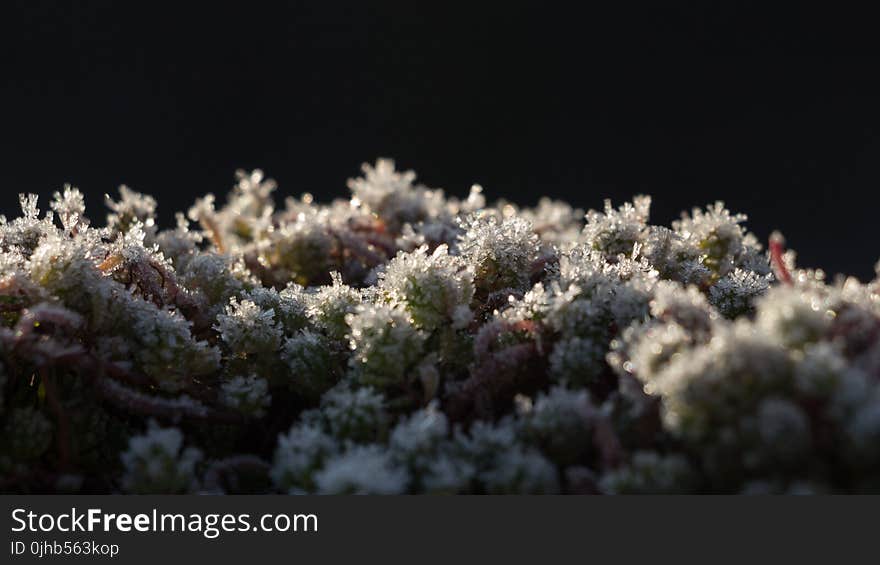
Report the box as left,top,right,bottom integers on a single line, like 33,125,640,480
3,160,880,494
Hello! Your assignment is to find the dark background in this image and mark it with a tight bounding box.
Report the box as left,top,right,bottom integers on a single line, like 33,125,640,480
2,3,879,279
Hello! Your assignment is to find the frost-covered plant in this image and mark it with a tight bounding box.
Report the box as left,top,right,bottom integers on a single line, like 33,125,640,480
378,244,474,331
517,386,597,466
3,158,880,494
345,303,427,390
120,422,202,494
219,375,271,417
105,185,157,238
314,384,389,443
347,159,443,234
458,212,540,298
305,272,361,341
314,444,408,495
599,451,697,494
281,329,340,398
452,418,559,494
583,196,651,258
215,297,284,357
271,423,338,494
709,268,772,318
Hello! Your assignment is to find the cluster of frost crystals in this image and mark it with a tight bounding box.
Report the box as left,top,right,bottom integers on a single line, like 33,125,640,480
267,385,392,493
51,185,88,234
386,402,473,492
453,419,559,494
120,422,202,494
176,252,245,320
611,270,880,491
281,329,338,398
458,212,540,297
6,157,880,494
500,243,658,391
517,386,597,466
670,202,770,284
105,185,157,238
305,272,361,341
599,451,697,494
271,424,338,493
220,375,270,417
347,159,445,234
314,444,409,494
709,268,772,318
518,197,584,253
345,303,426,389
378,245,474,331
582,196,651,258
215,298,284,357
260,216,335,287
314,384,389,443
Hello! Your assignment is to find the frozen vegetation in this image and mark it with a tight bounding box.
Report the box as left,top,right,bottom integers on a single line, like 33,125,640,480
2,160,880,493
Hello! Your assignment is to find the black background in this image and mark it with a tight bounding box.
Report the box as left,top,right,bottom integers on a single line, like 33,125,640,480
2,3,878,278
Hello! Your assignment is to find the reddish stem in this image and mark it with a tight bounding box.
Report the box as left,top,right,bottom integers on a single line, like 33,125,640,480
769,231,793,285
